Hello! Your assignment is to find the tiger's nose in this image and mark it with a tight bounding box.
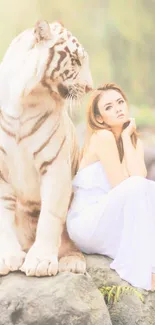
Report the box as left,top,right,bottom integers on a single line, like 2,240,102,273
85,85,93,93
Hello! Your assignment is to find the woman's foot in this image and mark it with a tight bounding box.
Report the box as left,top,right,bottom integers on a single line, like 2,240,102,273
152,274,155,290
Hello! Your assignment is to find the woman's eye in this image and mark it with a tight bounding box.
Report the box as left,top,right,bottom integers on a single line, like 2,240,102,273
105,106,112,111
118,100,124,104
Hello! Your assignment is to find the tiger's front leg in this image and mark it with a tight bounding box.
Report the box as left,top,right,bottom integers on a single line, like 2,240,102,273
20,159,72,277
58,224,86,274
0,178,26,274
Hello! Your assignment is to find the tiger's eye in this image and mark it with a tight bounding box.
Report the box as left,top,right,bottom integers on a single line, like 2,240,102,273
72,58,81,66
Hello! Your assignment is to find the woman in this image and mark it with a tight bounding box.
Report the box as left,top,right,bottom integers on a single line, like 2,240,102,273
67,83,155,291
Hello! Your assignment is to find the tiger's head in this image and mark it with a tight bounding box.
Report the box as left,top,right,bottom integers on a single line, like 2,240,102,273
0,20,93,116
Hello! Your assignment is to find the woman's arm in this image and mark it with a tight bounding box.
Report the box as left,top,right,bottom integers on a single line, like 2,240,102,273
122,134,147,177
121,118,147,177
92,130,128,188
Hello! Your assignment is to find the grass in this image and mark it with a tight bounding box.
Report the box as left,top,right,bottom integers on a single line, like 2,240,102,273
99,285,144,304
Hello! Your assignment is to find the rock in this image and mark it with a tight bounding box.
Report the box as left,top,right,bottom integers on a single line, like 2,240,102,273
1,255,154,325
0,271,112,325
86,255,155,325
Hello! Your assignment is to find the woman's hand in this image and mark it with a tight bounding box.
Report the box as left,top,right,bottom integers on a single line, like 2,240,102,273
122,118,136,138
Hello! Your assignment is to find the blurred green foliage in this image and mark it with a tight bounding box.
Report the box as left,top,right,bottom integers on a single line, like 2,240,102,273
0,0,155,125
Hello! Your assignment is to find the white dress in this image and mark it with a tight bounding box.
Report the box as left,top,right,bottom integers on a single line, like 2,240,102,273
67,161,155,290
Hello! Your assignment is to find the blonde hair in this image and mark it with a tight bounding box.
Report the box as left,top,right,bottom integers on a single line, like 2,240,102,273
81,83,137,162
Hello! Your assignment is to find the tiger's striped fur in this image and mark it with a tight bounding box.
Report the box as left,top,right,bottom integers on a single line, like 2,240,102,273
0,20,93,276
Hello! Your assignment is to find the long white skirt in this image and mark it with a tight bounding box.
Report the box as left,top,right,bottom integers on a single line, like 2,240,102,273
67,176,155,290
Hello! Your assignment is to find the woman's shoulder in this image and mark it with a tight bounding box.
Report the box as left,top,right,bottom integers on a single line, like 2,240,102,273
91,129,115,145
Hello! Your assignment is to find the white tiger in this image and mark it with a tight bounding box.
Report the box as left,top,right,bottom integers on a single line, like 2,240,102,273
0,20,93,276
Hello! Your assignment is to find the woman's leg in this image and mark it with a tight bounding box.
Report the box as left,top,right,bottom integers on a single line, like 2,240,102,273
68,176,155,290
98,176,155,290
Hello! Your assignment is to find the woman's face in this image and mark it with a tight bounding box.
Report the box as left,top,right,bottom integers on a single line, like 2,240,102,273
97,90,129,127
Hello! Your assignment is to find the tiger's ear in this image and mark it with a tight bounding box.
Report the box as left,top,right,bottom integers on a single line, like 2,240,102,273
56,21,64,27
34,20,52,42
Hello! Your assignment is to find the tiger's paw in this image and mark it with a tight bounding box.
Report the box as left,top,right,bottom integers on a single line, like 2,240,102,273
0,250,26,275
58,255,86,274
20,243,58,277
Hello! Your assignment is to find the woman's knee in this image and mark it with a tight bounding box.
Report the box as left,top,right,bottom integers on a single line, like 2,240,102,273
126,175,146,187
125,176,147,195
